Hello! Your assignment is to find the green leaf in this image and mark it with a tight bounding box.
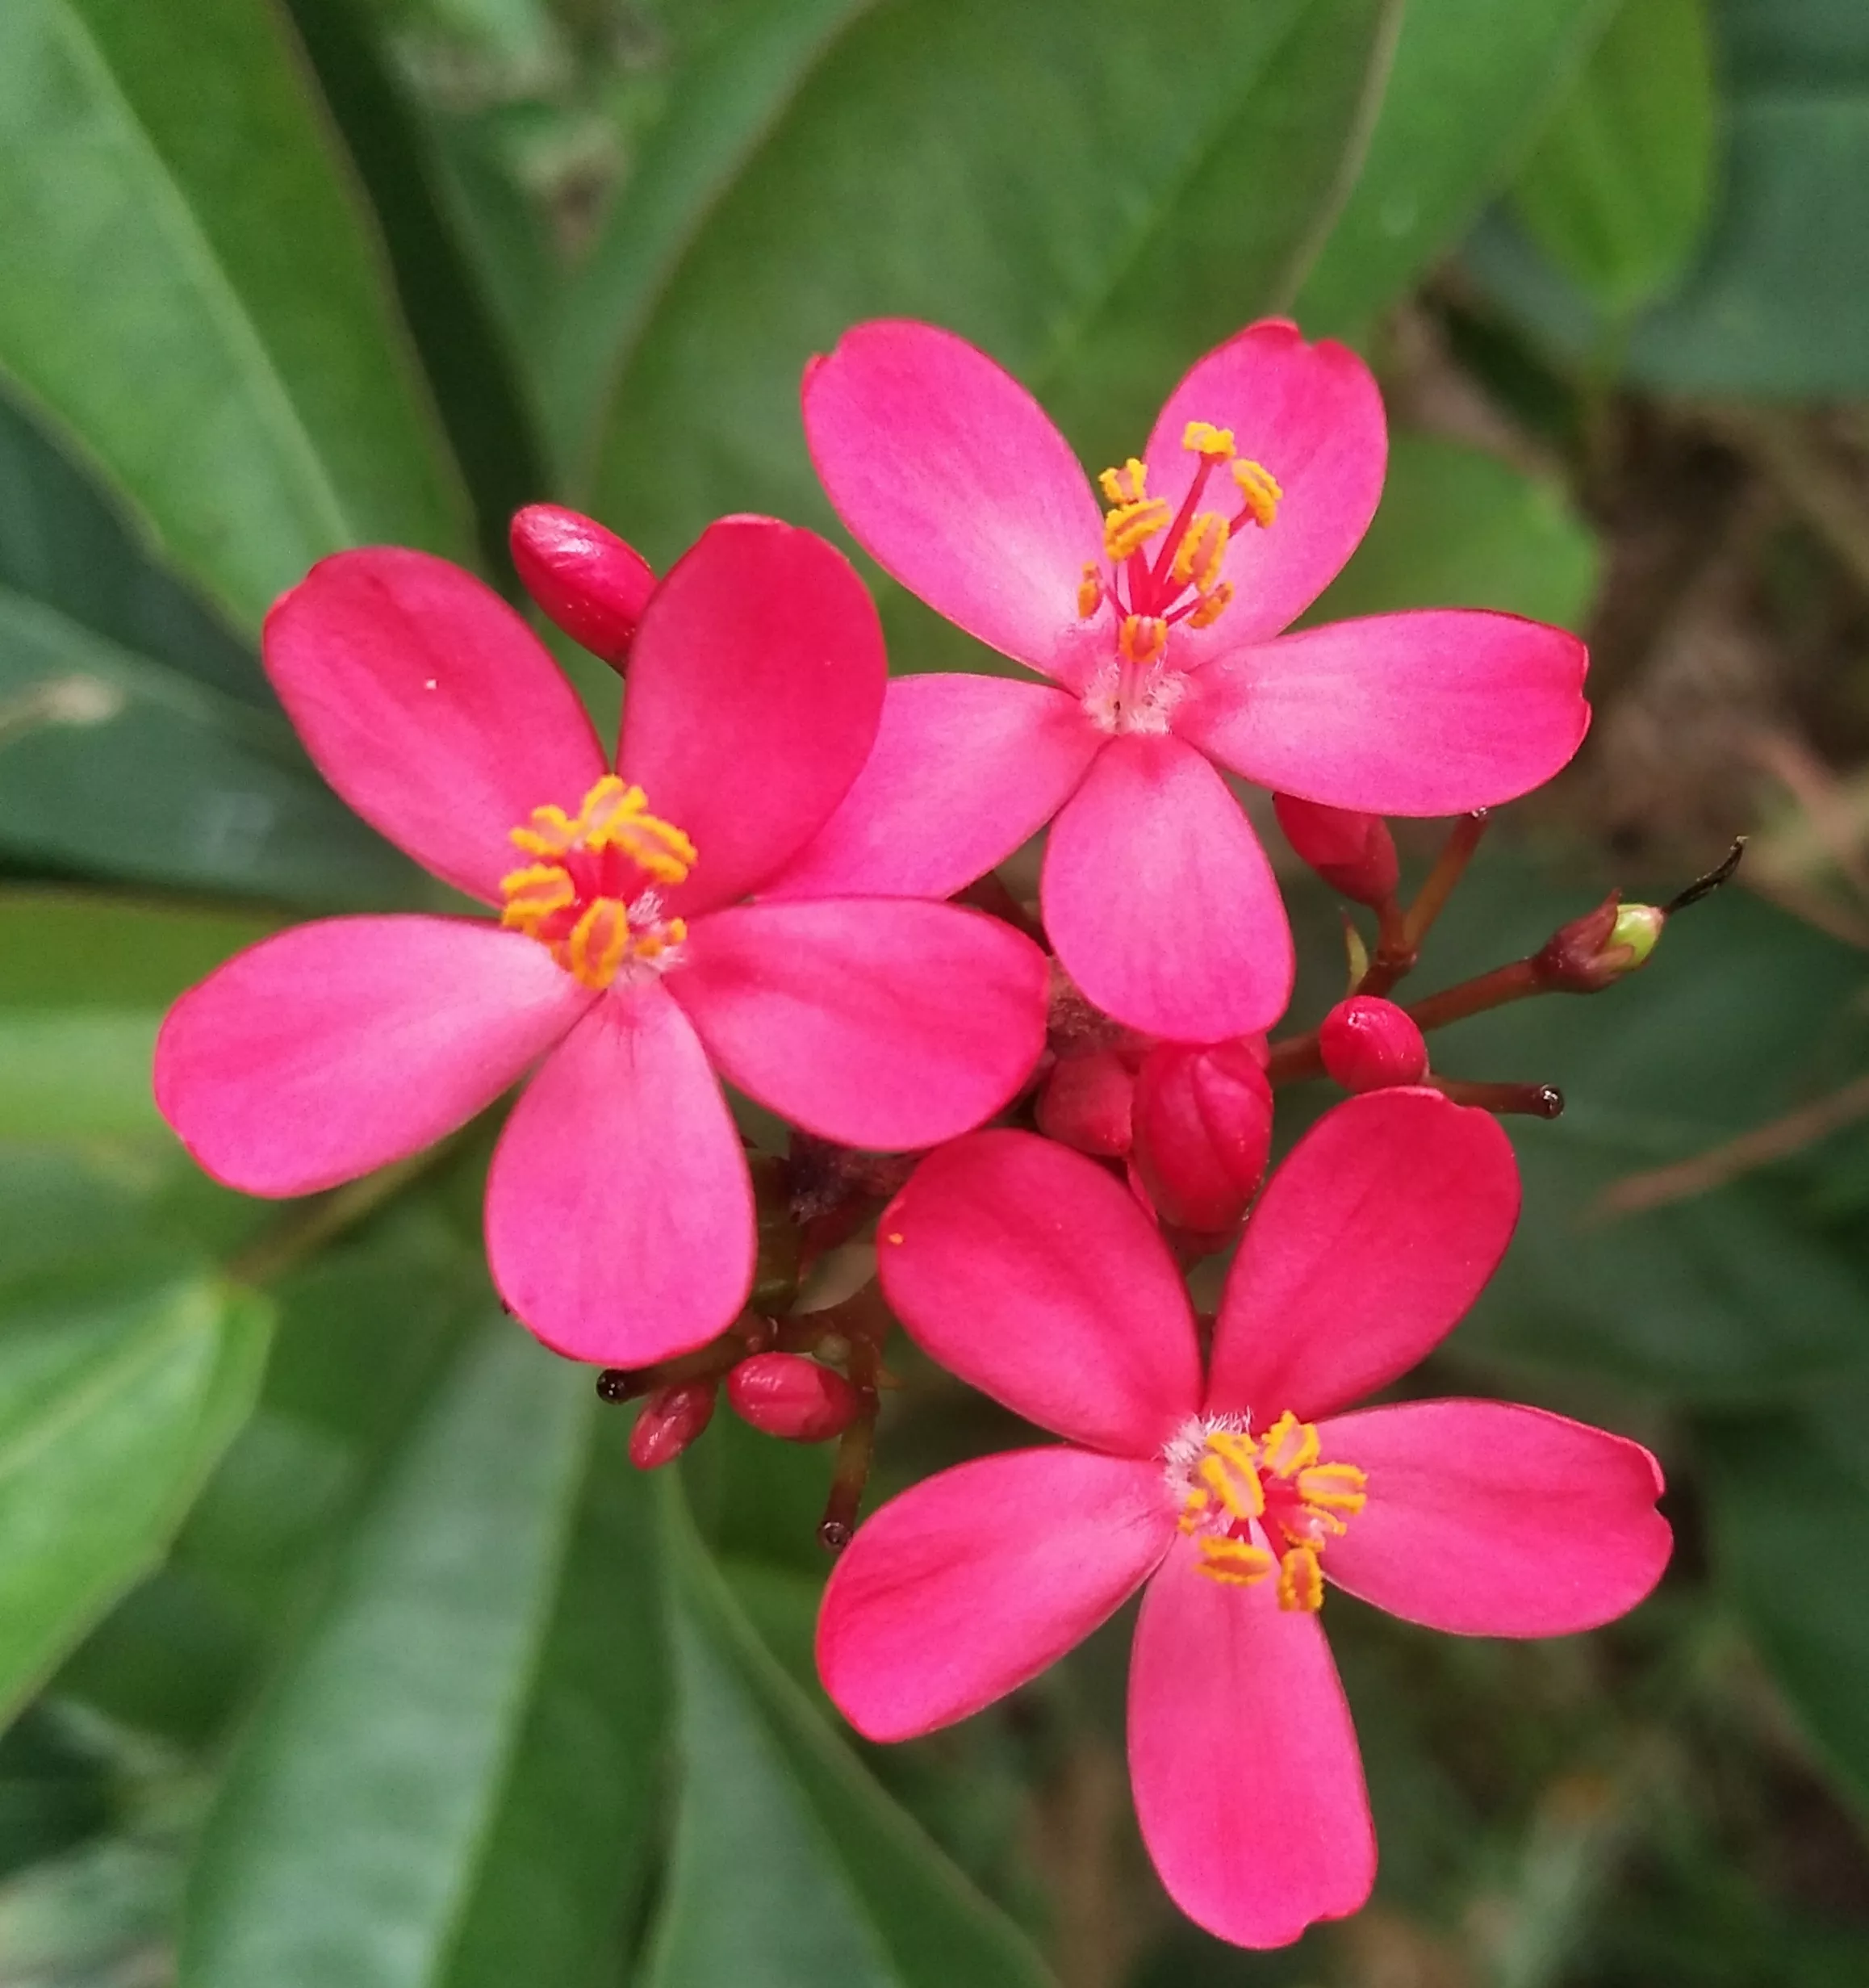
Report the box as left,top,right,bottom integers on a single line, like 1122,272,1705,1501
645,1479,1054,1988
1510,0,1718,318
181,1325,664,1988
0,1261,270,1728
1295,0,1620,337
1307,433,1600,631
0,0,474,634
578,0,1396,568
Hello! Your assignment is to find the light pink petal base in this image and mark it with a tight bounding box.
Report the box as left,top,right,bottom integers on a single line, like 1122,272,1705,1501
674,899,1046,1150
819,1447,1173,1741
154,917,591,1196
761,672,1098,902
485,984,752,1367
1043,733,1293,1041
1130,1534,1375,1948
1319,1400,1671,1636
1179,610,1591,815
877,1131,1202,1456
1207,1089,1520,1424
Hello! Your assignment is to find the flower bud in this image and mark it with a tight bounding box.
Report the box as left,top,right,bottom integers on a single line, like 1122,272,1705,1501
629,1380,716,1470
726,1352,863,1442
1537,894,1664,993
1273,793,1399,908
510,504,656,671
1035,1048,1136,1157
1319,996,1428,1093
1130,1038,1273,1239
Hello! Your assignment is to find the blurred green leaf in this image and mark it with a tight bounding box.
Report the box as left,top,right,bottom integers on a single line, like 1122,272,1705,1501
181,1324,662,1988
579,0,1396,566
1510,0,1718,318
646,1480,1054,1988
0,0,474,633
1295,0,1620,337
1307,433,1600,630
0,1262,270,1729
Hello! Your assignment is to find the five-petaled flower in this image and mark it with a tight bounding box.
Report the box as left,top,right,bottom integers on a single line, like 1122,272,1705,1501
817,1093,1670,1948
155,518,1047,1368
763,320,1591,1040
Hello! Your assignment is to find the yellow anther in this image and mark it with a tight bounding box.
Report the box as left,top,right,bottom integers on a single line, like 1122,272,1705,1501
509,806,581,860
1206,1429,1260,1473
1280,1505,1347,1549
1077,563,1103,619
1103,498,1171,562
499,863,575,936
1197,1450,1265,1524
1195,1537,1274,1587
1118,614,1168,668
1277,1544,1324,1613
1258,1411,1320,1479
1171,512,1230,593
1188,581,1233,629
1296,1463,1368,1517
1098,457,1149,505
512,775,696,887
1232,458,1282,529
1182,421,1236,461
565,898,631,990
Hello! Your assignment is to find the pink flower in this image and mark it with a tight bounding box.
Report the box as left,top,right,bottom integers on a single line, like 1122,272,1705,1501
155,519,1048,1367
767,320,1590,1040
817,1094,1669,1948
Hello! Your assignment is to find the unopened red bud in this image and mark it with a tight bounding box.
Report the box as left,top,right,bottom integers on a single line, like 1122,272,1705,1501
510,504,656,671
1538,893,1664,993
726,1353,863,1443
1319,996,1428,1093
1036,1048,1136,1157
1130,1038,1273,1237
1273,793,1399,908
629,1381,716,1470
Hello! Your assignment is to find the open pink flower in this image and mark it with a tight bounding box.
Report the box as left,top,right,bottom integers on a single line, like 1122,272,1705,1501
156,519,1047,1367
768,320,1590,1040
818,1094,1668,1947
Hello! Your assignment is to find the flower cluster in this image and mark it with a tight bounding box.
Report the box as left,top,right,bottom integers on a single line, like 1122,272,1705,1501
154,320,1671,1948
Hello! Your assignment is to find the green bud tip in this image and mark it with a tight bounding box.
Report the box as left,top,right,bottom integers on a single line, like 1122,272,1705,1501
1610,903,1664,969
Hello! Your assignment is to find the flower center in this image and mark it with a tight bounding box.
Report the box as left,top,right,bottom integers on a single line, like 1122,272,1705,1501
1163,1410,1366,1613
499,774,696,990
1077,421,1280,738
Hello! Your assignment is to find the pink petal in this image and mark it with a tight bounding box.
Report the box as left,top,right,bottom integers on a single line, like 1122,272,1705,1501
264,550,607,904
672,898,1047,1149
802,321,1103,678
484,983,753,1367
878,1130,1202,1454
1130,1534,1375,1949
1178,610,1591,815
1143,321,1386,649
1318,1400,1671,1636
154,917,590,1196
1041,734,1292,1042
1207,1089,1520,1424
619,517,887,916
818,1447,1174,1741
759,672,1099,902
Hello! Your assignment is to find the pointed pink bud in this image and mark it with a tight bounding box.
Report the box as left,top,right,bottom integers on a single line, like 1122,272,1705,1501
1129,1038,1273,1239
629,1380,717,1470
1319,996,1429,1093
726,1352,863,1442
1035,1047,1137,1157
509,504,657,671
1273,793,1399,908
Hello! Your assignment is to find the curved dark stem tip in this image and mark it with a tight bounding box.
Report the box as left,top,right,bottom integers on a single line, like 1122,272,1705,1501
1664,837,1746,916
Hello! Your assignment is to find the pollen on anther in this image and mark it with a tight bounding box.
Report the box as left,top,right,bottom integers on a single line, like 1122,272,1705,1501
1233,458,1282,529
1119,614,1168,668
1171,512,1229,593
1277,1545,1324,1612
1077,562,1103,619
1182,421,1236,461
1104,498,1171,562
1189,581,1233,629
1098,457,1149,505
1196,1537,1273,1588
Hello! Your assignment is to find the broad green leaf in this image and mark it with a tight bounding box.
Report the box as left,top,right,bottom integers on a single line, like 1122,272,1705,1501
1510,0,1718,317
1704,1383,1869,1811
1307,433,1600,631
181,1325,663,1988
581,0,1396,568
0,1261,270,1728
1295,0,1620,337
645,1481,1054,1988
0,0,473,633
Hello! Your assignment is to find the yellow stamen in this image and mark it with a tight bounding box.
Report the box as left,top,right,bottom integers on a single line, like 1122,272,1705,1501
1258,1411,1319,1479
1171,511,1229,593
1196,1537,1274,1588
1197,1450,1265,1524
1183,421,1236,461
1103,497,1171,562
565,899,631,990
1277,1545,1324,1612
499,863,575,936
1280,1506,1348,1548
512,775,696,887
1077,562,1103,619
1296,1462,1368,1517
1188,581,1233,629
1118,614,1167,668
1098,457,1149,505
1233,458,1282,529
